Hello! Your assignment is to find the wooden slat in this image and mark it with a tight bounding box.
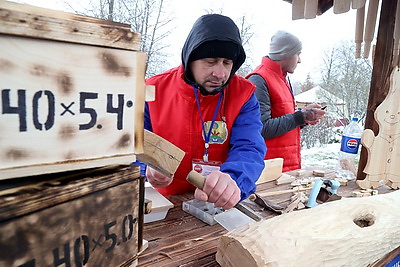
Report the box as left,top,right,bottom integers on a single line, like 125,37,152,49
363,0,380,58
333,0,351,14
292,0,306,19
355,5,365,58
0,0,140,50
352,0,366,9
304,0,318,19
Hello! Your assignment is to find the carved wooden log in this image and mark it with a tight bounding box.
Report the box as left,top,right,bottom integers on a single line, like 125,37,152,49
216,190,400,267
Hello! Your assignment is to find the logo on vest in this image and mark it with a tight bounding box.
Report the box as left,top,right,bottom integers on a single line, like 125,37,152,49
203,121,228,144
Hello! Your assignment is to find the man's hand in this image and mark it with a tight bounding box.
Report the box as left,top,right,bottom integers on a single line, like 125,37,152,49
302,103,326,125
146,167,173,188
193,170,241,210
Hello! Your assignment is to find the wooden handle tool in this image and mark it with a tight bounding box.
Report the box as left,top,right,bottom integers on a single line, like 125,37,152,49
186,170,261,222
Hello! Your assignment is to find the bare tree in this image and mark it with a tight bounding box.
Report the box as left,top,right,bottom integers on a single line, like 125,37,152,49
70,0,173,77
299,41,372,149
236,15,255,77
319,40,372,123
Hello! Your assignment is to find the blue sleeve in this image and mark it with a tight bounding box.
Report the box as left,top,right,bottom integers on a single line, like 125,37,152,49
220,93,267,200
133,102,152,176
144,102,152,131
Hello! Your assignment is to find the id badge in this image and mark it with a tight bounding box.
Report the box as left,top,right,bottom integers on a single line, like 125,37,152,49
192,158,221,177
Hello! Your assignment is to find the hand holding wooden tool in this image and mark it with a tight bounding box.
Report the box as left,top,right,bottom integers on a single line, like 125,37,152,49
186,170,261,222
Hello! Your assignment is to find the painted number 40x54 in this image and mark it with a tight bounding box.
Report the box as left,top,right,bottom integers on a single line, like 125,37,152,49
1,89,133,132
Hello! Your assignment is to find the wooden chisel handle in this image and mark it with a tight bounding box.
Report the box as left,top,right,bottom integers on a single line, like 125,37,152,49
186,170,262,222
187,170,206,190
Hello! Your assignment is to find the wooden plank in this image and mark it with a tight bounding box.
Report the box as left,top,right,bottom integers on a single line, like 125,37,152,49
136,130,185,177
256,158,283,184
216,190,400,266
133,54,148,155
304,0,318,19
0,166,142,267
0,0,140,50
355,5,365,58
0,35,146,179
363,0,380,58
352,0,366,9
333,0,351,14
292,0,305,19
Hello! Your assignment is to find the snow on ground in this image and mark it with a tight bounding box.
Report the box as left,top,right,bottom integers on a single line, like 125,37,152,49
301,143,341,170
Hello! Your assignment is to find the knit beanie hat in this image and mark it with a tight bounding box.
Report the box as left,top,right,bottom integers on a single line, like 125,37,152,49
189,40,240,63
269,30,302,61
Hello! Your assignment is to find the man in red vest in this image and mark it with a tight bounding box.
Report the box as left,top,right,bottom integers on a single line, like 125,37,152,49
143,14,266,210
247,30,325,172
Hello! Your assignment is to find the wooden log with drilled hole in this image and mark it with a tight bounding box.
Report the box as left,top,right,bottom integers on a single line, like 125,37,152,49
216,190,400,266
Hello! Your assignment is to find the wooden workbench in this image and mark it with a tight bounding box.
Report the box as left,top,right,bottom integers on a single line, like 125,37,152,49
138,168,396,266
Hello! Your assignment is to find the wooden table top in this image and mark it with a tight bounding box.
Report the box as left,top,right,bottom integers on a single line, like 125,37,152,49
138,169,396,266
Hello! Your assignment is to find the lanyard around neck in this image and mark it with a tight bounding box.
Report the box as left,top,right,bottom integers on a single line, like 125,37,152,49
193,86,223,162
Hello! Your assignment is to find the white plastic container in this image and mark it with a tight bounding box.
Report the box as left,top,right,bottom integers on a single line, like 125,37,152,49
144,186,174,223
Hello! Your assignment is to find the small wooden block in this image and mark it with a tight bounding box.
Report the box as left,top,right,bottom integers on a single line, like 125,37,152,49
144,198,153,214
136,130,185,177
256,158,283,184
296,169,307,177
352,191,363,197
297,201,306,210
276,173,296,185
335,177,348,186
291,180,302,186
313,170,325,177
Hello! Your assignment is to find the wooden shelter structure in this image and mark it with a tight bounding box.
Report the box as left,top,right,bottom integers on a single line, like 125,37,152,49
284,0,399,182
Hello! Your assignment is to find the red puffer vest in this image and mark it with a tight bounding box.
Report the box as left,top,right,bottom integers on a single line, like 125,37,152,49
247,57,301,171
146,65,256,196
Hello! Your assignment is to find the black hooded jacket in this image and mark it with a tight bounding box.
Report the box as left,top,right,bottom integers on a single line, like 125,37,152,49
181,14,246,94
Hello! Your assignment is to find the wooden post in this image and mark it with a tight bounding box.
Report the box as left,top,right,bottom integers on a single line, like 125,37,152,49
357,0,398,181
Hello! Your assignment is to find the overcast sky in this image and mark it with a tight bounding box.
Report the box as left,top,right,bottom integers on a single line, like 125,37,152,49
12,0,368,84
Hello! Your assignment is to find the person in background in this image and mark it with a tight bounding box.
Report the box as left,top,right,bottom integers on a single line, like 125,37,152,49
246,30,325,172
143,14,266,210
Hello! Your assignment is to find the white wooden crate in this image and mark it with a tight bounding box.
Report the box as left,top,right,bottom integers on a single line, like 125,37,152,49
0,0,146,179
